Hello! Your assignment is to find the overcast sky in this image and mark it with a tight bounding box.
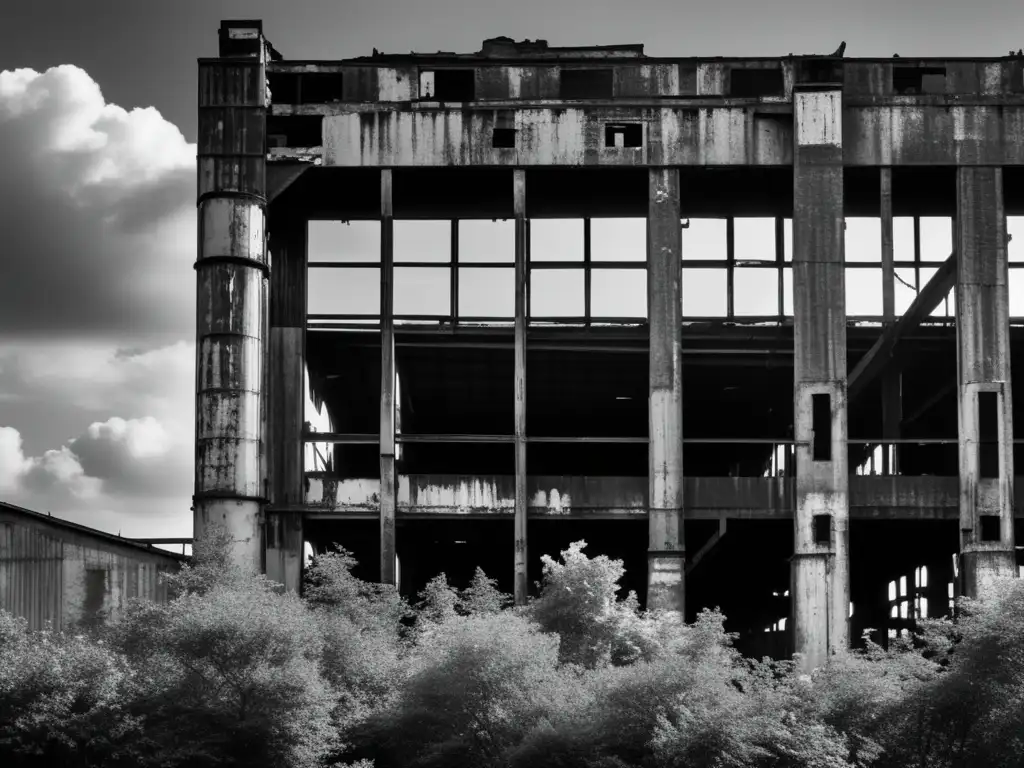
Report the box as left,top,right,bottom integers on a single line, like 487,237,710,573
0,0,1022,541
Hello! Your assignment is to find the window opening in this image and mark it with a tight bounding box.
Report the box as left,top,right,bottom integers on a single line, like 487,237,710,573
811,393,832,461
604,123,642,148
560,68,613,99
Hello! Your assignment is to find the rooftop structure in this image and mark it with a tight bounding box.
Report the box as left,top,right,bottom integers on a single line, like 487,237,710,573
197,20,1024,669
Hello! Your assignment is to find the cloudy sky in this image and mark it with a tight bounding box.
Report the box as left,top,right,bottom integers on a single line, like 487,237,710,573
0,0,1021,540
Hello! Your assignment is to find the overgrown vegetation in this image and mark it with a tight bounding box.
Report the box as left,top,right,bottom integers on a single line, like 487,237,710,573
1,529,1022,767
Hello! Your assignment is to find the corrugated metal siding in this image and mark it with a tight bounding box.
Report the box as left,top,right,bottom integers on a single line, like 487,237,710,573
0,517,180,631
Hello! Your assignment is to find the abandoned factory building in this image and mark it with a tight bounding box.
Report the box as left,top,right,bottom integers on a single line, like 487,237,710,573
196,19,1024,668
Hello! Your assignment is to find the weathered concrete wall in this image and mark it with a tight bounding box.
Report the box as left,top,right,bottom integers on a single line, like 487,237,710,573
320,106,794,167
0,509,180,631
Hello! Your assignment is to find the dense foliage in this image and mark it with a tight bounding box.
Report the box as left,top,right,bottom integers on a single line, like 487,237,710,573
2,532,1023,767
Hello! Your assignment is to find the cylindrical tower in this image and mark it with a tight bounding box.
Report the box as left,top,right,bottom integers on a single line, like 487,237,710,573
194,21,270,570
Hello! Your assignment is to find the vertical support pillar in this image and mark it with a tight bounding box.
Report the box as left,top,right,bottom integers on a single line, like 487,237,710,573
647,168,685,614
880,169,901,475
380,170,397,586
194,24,270,570
792,84,849,672
265,212,306,591
514,169,529,606
956,166,1016,598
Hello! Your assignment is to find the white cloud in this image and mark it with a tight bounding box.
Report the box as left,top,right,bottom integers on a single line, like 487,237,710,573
0,64,196,339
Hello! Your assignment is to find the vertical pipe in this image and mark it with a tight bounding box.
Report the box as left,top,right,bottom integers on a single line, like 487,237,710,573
266,212,306,592
647,167,685,614
956,166,1016,598
514,169,528,606
792,84,849,673
195,46,269,572
380,170,397,586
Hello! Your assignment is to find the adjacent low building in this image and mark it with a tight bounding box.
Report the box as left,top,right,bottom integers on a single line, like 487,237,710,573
0,501,186,631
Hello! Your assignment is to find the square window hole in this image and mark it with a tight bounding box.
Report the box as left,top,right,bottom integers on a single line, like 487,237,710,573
605,123,642,148
493,128,517,148
980,515,1001,542
812,393,832,462
813,515,831,545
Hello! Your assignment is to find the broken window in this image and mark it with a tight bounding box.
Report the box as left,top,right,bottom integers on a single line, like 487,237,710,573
395,220,450,262
307,268,381,316
812,393,831,461
893,66,946,95
267,72,300,103
734,268,778,316
980,515,1001,542
493,128,516,148
604,123,643,148
919,267,953,317
420,69,476,101
845,268,883,316
300,72,345,103
458,268,514,318
459,219,515,262
592,269,647,318
894,267,917,315
919,217,953,261
531,270,585,317
682,269,727,316
559,68,614,99
729,67,785,98
979,390,1000,479
734,218,775,261
530,219,584,261
308,221,380,263
813,514,831,545
682,218,727,260
266,116,322,147
591,218,646,261
844,217,881,262
798,58,842,85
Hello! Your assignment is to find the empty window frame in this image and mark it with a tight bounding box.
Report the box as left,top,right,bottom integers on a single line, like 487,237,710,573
420,69,476,101
307,220,381,320
729,67,785,98
393,221,450,319
559,68,614,99
813,514,832,545
458,219,515,321
605,123,642,148
268,72,345,104
893,66,946,95
1010,218,1024,318
493,127,517,148
812,393,832,461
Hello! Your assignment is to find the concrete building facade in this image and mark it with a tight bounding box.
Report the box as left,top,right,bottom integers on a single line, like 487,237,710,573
197,20,1024,670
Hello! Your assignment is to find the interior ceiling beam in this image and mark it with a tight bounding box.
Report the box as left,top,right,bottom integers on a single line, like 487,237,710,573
847,251,956,404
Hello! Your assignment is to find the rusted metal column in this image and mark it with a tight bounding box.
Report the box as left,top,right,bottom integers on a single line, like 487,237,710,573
647,168,685,614
792,84,849,672
380,170,397,586
956,166,1016,598
514,169,528,606
265,211,305,591
194,26,270,571
880,169,901,475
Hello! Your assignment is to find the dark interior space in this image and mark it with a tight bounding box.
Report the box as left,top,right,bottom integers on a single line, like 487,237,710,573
395,519,514,599
527,519,648,603
306,519,381,583
687,520,793,659
849,520,958,648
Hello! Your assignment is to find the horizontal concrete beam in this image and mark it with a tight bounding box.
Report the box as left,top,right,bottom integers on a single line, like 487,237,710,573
295,473,1018,519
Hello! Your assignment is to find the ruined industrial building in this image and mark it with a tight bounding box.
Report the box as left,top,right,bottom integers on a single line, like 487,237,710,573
196,20,1024,670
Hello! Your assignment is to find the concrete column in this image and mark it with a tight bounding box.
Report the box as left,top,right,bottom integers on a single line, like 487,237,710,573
380,170,397,586
647,168,685,614
956,166,1017,598
194,32,270,571
792,84,850,672
880,169,901,475
514,169,528,606
265,212,305,591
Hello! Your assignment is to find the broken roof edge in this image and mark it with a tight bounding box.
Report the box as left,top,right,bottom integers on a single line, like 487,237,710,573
0,500,189,562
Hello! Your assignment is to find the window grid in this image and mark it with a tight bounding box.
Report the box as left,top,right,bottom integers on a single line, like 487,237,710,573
306,215,1024,325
